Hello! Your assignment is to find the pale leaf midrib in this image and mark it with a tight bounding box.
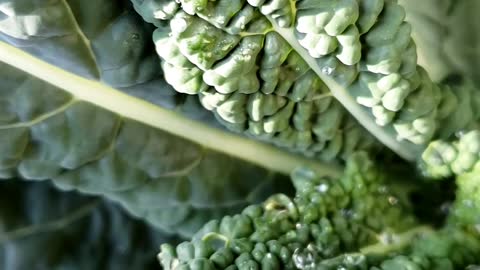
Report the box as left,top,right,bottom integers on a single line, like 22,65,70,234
266,16,420,161
0,41,342,178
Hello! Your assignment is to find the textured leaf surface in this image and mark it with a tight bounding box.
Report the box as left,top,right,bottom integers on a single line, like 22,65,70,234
0,180,174,270
159,153,480,269
136,0,480,163
451,165,480,225
0,0,157,86
0,43,344,237
0,0,344,236
0,61,265,236
0,0,225,127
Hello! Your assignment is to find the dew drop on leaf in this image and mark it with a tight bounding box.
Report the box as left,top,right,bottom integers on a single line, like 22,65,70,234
321,66,335,75
388,196,398,205
316,183,329,193
292,244,318,269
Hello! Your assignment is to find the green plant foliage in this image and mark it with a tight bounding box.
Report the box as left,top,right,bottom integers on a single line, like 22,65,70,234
0,0,343,240
421,129,480,178
0,0,158,86
451,166,480,226
0,179,174,270
0,60,304,237
159,153,480,269
0,0,479,269
135,0,480,163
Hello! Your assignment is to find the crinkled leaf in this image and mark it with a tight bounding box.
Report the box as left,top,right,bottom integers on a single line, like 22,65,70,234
135,0,480,164
0,43,339,236
0,0,236,131
0,179,175,270
0,0,157,87
0,0,335,237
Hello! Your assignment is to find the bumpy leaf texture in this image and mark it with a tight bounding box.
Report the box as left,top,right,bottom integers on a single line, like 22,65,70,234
0,59,295,237
0,0,340,237
159,153,480,269
0,0,219,122
133,0,480,166
399,0,480,179
0,179,175,270
0,0,157,86
451,165,480,225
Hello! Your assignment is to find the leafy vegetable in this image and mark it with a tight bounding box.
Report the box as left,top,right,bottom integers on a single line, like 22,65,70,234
0,47,335,236
0,0,479,269
0,179,173,270
451,166,480,226
0,0,158,86
158,153,480,269
421,129,480,178
0,0,345,238
133,0,480,164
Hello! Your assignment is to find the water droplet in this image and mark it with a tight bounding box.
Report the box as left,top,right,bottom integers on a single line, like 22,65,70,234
130,33,140,40
216,16,226,25
316,184,329,193
292,246,318,269
321,66,335,76
388,196,398,205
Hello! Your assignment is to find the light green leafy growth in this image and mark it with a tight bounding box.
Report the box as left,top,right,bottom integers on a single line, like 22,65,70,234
158,153,480,269
133,0,480,164
368,227,480,270
450,166,480,226
421,129,480,179
0,180,174,270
